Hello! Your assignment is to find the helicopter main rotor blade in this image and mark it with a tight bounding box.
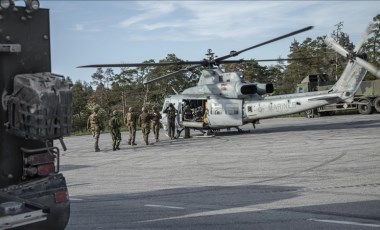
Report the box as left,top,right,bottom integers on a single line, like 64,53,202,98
214,26,313,63
219,57,315,64
78,61,205,68
144,64,202,85
353,23,375,53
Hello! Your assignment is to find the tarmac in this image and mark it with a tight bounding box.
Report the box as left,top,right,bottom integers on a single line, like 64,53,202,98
61,113,380,230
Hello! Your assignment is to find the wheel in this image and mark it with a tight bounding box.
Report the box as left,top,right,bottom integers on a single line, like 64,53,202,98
357,99,373,115
327,111,335,116
374,97,380,113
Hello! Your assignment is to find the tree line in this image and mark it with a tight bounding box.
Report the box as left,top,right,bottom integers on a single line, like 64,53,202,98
71,15,380,133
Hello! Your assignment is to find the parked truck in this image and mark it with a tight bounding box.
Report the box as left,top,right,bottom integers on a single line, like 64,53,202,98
0,2,70,229
296,74,380,117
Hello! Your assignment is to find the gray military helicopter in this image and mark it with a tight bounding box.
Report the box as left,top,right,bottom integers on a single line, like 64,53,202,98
80,24,380,137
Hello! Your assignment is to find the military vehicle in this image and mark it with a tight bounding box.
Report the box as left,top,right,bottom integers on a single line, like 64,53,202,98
296,75,380,117
80,24,380,137
0,1,71,229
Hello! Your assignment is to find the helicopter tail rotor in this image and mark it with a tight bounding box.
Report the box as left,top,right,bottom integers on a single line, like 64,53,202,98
324,26,380,79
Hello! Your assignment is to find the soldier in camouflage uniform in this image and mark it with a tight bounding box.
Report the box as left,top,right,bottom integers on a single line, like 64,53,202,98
109,110,122,151
138,107,152,145
163,103,177,140
124,107,138,145
151,106,162,142
87,105,103,152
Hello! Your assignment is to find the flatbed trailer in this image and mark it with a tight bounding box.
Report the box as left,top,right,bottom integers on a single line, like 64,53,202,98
296,74,380,117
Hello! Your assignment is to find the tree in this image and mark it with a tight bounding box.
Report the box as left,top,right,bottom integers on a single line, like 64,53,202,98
362,14,380,80
330,22,354,80
71,80,93,132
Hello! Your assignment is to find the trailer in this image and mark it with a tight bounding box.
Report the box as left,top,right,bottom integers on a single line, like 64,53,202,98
296,74,380,117
0,2,70,229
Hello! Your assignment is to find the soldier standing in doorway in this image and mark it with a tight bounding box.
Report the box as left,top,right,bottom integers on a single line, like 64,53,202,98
109,110,122,151
163,103,177,140
151,106,162,142
124,107,138,145
138,107,152,145
87,105,103,152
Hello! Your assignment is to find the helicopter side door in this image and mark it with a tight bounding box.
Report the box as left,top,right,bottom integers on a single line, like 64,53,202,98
207,98,243,127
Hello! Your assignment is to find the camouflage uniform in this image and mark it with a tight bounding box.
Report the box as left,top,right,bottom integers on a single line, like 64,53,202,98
87,105,102,152
138,107,152,145
109,110,121,151
151,107,162,142
124,107,138,145
163,103,177,140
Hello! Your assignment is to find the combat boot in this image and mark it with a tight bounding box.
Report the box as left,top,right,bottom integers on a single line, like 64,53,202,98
132,142,137,145
128,140,131,145
95,148,100,152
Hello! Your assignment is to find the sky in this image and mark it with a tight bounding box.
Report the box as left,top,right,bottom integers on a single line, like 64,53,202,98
36,1,380,83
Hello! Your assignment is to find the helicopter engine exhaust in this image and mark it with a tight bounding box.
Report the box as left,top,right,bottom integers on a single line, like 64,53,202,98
256,83,274,95
240,84,257,95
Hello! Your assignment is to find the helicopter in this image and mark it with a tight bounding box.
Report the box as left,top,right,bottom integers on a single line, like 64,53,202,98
79,24,380,137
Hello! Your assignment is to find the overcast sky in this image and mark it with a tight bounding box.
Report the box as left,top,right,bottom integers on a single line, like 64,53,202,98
39,1,380,83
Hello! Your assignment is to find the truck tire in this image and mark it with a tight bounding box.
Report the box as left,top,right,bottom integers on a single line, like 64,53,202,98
357,98,373,115
374,97,380,113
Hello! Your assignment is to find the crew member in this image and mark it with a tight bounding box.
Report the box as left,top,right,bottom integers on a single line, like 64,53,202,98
151,106,162,142
138,107,153,145
109,110,122,151
163,103,177,140
87,105,103,152
124,107,138,145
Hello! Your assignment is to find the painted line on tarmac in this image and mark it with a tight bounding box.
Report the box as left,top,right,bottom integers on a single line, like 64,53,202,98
309,218,380,228
145,204,185,210
70,197,84,201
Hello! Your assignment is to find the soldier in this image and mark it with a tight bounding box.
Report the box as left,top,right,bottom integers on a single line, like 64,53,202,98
151,106,162,142
138,107,152,145
163,103,177,140
124,107,138,145
87,105,103,152
109,110,122,151
183,105,193,121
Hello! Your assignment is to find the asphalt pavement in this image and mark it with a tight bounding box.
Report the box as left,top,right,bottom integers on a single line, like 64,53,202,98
61,114,380,230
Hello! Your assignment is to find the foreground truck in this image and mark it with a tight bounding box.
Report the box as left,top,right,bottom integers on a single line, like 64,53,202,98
296,74,380,117
0,1,71,229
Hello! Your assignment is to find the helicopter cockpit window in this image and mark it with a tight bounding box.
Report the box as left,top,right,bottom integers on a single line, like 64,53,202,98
248,106,253,112
226,103,239,115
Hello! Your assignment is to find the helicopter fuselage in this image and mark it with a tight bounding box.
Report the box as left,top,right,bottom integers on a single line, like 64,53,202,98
160,59,367,134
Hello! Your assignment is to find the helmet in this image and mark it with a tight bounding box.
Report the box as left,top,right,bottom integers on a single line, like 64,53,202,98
93,105,100,112
112,110,118,116
128,107,134,112
169,103,173,107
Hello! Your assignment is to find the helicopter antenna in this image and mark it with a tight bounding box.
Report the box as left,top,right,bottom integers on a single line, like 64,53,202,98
171,86,179,95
